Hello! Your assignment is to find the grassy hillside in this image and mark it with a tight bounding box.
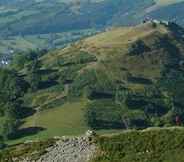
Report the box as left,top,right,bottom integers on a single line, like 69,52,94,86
93,127,184,162
22,99,89,139
4,22,182,144
0,4,184,161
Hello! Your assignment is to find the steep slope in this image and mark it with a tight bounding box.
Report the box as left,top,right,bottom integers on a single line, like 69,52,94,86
15,22,184,142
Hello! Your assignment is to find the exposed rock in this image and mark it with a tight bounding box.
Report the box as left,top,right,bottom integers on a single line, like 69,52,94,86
85,130,96,137
37,135,96,162
20,132,97,162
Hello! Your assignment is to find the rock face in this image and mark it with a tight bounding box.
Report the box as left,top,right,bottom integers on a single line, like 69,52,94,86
36,135,96,162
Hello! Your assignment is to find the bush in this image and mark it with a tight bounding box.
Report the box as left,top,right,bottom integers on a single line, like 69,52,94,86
129,39,150,56
0,136,5,150
57,51,97,67
69,68,116,98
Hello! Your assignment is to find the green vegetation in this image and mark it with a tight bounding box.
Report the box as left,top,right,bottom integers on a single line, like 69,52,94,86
0,138,57,161
2,127,184,161
0,68,28,140
21,100,89,141
92,127,184,162
0,0,184,160
1,22,184,151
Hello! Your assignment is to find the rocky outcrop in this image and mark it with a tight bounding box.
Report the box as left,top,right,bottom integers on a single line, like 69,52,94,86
13,131,95,162
37,135,96,162
12,131,96,162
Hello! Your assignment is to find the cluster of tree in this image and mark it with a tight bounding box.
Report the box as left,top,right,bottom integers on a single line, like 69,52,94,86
11,50,46,92
0,50,45,145
84,71,184,130
11,50,47,71
25,59,42,92
158,67,184,121
0,68,27,141
85,99,150,130
129,40,151,56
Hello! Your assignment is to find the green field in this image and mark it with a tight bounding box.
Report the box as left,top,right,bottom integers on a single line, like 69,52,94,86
9,99,89,144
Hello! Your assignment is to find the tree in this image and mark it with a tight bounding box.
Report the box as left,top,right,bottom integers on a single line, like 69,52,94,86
26,59,41,91
1,117,19,140
0,101,21,140
11,50,47,71
0,136,5,149
0,68,28,140
0,68,27,101
129,39,150,56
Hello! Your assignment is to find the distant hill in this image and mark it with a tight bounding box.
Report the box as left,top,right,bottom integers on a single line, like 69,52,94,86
0,0,154,36
1,0,184,60
0,0,183,37
146,2,184,25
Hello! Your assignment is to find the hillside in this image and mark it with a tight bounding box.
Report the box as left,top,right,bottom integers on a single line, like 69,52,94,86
1,127,184,161
93,127,184,162
1,20,184,161
0,21,182,143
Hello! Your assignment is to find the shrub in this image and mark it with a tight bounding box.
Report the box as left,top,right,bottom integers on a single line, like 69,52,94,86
129,39,150,56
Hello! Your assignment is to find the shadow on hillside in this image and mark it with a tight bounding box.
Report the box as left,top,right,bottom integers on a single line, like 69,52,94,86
10,127,46,140
20,107,36,118
38,69,58,75
39,80,58,90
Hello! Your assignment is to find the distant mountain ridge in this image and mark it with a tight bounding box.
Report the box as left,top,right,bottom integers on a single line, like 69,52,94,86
0,0,184,60
0,0,184,36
